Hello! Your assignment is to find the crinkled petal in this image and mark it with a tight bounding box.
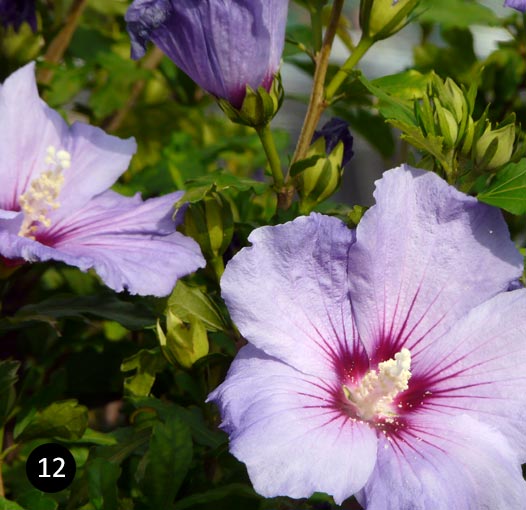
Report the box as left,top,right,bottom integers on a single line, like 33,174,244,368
410,288,526,460
0,63,136,215
0,191,205,296
208,345,377,504
348,165,522,362
357,414,526,510
221,213,360,379
126,0,287,107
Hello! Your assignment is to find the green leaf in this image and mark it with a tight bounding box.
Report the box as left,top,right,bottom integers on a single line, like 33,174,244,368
0,497,26,510
0,360,20,427
17,400,88,441
140,418,193,508
5,294,155,331
173,484,259,509
418,0,500,28
176,170,268,209
357,72,416,126
121,348,167,397
372,70,431,101
130,397,226,449
17,489,58,510
167,281,228,332
478,160,526,214
86,458,121,510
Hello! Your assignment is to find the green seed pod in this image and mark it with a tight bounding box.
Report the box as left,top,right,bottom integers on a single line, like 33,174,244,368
218,74,284,128
182,192,234,260
157,311,209,369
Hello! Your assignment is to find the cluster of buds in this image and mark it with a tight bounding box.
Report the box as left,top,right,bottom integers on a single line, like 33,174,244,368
395,73,520,181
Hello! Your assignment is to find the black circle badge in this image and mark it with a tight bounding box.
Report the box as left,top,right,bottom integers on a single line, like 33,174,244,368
26,443,76,493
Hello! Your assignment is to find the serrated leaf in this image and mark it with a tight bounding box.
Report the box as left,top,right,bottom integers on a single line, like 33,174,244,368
17,400,88,441
478,160,526,215
140,418,193,508
167,281,227,332
175,171,268,209
130,397,226,449
121,348,167,397
357,72,416,126
372,70,431,101
86,458,121,510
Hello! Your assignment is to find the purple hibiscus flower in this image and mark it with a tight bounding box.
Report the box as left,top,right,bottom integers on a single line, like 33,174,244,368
125,0,288,108
0,0,36,31
0,63,205,296
505,0,526,12
209,166,526,508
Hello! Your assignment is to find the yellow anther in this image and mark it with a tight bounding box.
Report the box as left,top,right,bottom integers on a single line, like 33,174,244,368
18,146,71,238
344,348,412,421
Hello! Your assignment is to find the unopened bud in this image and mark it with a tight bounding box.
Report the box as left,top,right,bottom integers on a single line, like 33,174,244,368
182,192,234,260
292,119,354,212
360,0,420,41
157,311,209,369
218,74,284,128
475,121,515,171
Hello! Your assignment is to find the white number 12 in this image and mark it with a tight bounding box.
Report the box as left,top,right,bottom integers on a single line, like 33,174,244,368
38,457,66,478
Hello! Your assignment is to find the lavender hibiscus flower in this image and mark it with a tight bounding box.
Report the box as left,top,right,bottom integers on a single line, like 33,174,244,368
0,0,36,31
125,0,288,108
0,63,205,296
209,166,526,508
505,0,526,12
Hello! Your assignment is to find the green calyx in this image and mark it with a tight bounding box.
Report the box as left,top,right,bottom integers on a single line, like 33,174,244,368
291,137,345,213
181,192,234,260
218,74,284,128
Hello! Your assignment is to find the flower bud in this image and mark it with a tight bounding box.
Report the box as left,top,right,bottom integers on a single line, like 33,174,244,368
218,75,284,128
475,121,515,171
293,119,354,212
434,102,459,148
157,311,209,369
126,0,288,109
0,0,36,32
182,192,234,260
360,0,420,41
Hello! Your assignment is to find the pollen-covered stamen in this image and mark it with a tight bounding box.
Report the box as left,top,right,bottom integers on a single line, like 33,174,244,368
18,146,70,238
344,348,412,421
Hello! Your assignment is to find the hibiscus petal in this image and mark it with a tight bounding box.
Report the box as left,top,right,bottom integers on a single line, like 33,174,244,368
0,63,136,215
208,345,378,504
412,288,526,460
357,414,526,510
348,165,522,362
0,191,205,296
0,62,68,211
221,213,360,379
